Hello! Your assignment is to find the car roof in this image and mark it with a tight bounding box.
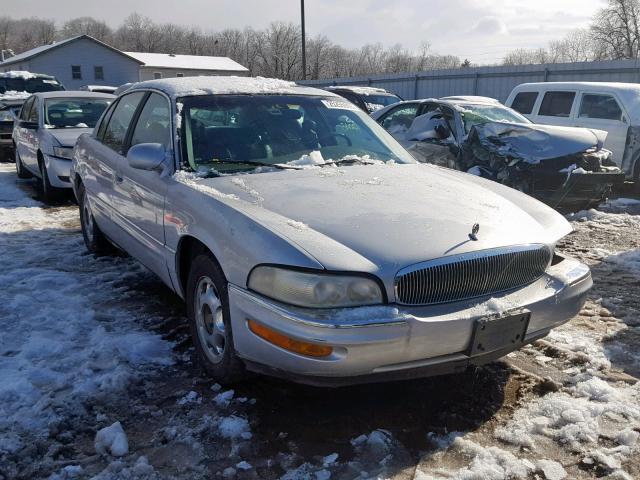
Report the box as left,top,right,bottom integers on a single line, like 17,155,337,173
33,91,115,99
325,85,395,95
127,76,335,99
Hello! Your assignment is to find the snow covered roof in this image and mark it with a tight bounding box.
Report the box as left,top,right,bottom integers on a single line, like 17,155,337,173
124,52,248,72
325,85,394,95
0,70,54,79
0,35,143,67
129,76,333,99
34,90,115,99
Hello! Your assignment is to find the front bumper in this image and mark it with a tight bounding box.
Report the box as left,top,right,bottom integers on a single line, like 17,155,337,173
229,256,592,386
532,170,626,211
44,153,72,188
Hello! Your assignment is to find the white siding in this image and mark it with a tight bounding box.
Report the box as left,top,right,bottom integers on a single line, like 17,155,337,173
28,38,140,89
138,67,249,81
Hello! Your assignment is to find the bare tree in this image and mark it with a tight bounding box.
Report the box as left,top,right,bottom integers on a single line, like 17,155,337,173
61,17,112,43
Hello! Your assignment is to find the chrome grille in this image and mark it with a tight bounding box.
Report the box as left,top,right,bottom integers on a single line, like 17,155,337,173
395,245,552,305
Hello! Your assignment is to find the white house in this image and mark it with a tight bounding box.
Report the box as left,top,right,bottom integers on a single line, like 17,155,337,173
123,51,248,80
0,35,249,90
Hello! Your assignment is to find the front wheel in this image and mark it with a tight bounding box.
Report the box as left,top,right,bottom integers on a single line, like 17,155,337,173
186,254,246,383
15,150,32,179
39,160,65,203
78,183,112,255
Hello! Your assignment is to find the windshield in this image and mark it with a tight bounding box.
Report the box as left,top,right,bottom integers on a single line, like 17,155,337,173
180,94,415,174
44,98,112,129
0,77,64,94
459,103,531,133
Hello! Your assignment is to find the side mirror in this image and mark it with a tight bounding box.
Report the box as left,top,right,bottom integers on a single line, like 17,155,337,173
126,143,167,171
19,120,39,130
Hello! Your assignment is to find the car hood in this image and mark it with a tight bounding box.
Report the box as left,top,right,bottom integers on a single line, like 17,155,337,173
184,163,571,274
48,128,93,148
470,122,608,164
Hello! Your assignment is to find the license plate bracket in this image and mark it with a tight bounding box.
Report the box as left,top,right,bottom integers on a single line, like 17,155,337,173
468,311,531,357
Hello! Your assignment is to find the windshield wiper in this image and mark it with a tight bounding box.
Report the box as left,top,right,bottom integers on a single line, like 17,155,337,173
322,157,379,166
205,159,304,171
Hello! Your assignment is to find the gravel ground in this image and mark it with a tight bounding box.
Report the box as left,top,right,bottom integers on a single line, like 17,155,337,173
0,163,639,480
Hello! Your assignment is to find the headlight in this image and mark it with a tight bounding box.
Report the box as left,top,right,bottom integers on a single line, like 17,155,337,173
53,146,74,159
248,266,384,308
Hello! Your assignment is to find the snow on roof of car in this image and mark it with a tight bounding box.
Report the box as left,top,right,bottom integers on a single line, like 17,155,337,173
0,70,54,79
33,90,115,99
325,85,395,95
129,76,335,99
124,52,249,72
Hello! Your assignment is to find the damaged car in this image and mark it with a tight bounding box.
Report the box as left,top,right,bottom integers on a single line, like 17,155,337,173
71,77,592,386
372,97,625,211
324,86,402,113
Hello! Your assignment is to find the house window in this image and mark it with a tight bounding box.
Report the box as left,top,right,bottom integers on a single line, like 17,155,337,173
94,66,104,81
153,72,162,79
71,65,82,80
176,73,184,77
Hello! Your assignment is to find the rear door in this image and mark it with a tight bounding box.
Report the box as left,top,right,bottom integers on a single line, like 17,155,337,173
574,92,628,166
532,90,577,127
22,97,41,171
112,91,173,284
80,91,147,240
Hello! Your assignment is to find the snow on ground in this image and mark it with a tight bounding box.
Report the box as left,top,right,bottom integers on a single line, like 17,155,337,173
0,166,173,467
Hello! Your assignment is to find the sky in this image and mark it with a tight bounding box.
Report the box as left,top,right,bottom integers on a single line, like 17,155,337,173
5,0,607,64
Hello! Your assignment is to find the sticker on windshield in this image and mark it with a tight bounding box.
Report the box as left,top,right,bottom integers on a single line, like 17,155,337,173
321,99,358,110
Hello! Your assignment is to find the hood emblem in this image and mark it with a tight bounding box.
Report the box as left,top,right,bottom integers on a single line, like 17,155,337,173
469,223,480,241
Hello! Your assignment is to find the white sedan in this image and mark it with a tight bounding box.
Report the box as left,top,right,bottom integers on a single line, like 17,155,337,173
13,91,114,202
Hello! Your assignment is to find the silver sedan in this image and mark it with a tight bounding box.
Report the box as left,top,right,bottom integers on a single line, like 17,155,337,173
70,77,592,386
13,91,113,202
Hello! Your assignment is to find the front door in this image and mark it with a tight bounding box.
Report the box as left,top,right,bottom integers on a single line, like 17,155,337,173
113,92,173,284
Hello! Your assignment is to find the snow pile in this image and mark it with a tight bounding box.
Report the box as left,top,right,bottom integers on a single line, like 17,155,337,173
0,165,173,455
86,455,158,480
173,170,240,200
603,249,640,277
218,415,252,440
286,219,309,230
0,90,30,101
288,150,326,167
213,389,234,407
569,208,640,228
95,421,129,457
230,176,264,203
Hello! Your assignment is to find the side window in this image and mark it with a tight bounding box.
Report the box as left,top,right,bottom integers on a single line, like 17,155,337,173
579,94,623,121
538,91,575,117
381,104,418,133
96,100,118,141
511,92,538,115
102,91,146,154
94,66,104,81
72,65,82,80
337,91,364,110
20,97,34,120
130,93,171,149
27,98,39,123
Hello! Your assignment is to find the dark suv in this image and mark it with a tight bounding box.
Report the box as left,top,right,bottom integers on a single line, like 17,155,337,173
0,72,65,161
324,86,402,114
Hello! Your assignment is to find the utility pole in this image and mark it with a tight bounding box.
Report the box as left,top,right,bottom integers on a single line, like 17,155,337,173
300,0,307,80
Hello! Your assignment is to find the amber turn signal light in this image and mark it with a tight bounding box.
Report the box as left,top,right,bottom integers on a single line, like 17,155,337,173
247,320,333,358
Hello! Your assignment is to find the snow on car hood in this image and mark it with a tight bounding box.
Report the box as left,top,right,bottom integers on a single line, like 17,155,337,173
180,163,571,273
471,122,608,164
47,127,93,148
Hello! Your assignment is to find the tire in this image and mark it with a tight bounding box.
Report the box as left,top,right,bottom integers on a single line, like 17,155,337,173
39,159,65,203
15,150,32,179
78,182,112,255
186,253,246,384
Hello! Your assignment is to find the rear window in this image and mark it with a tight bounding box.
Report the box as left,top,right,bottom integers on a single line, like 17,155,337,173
578,94,623,121
510,92,538,114
538,91,575,117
